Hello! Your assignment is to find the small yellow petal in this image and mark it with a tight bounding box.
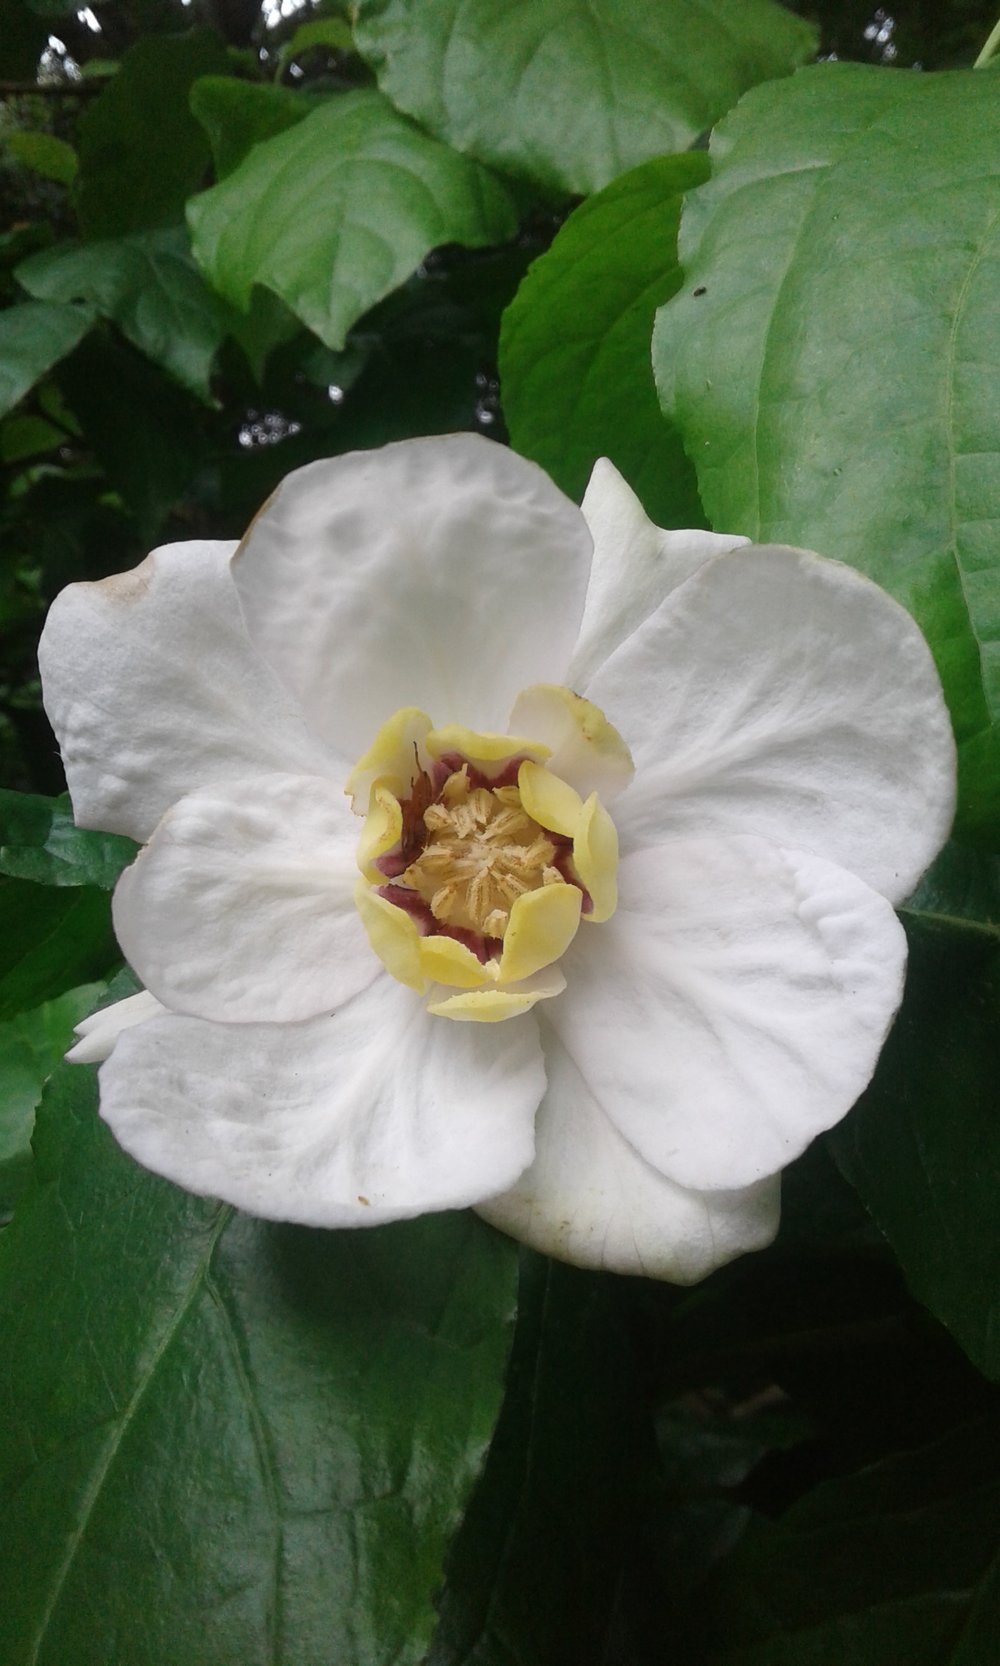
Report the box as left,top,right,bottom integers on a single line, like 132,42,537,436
574,794,619,922
417,934,495,989
498,882,582,982
508,684,634,801
517,759,584,840
428,966,566,1022
353,880,426,992
356,783,403,881
344,707,432,811
425,723,550,775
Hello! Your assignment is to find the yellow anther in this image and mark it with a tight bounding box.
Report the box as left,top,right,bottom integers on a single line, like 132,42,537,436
402,782,561,938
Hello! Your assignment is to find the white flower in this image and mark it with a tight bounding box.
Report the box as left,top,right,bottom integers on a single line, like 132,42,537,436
41,436,955,1283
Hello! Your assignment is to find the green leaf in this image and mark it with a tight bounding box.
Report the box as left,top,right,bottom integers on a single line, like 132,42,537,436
705,1417,1000,1664
828,919,1000,1380
901,840,1000,943
0,789,136,891
0,880,119,1023
5,130,78,187
189,75,328,181
653,64,1000,838
355,0,817,197
0,1057,519,1665
0,301,92,420
74,30,232,239
17,227,234,402
430,1253,657,1666
0,981,102,1219
57,330,205,538
500,152,709,523
186,88,519,350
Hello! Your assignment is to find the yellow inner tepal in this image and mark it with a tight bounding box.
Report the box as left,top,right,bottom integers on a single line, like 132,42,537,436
350,702,624,1022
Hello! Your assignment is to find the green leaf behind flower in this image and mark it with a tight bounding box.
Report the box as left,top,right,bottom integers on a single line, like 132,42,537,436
17,228,235,403
74,31,232,240
354,0,817,196
500,152,709,524
0,981,102,1219
0,1056,519,1665
653,63,1000,838
704,1417,1000,1663
0,301,93,420
829,918,1000,1381
186,89,519,351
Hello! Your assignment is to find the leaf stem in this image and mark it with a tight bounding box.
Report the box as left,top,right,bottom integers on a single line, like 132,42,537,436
974,15,1000,67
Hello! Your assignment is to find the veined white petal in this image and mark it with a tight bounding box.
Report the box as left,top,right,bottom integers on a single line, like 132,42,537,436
587,544,955,903
66,990,166,1064
548,835,907,1194
232,434,593,758
567,458,748,687
97,976,543,1226
478,1020,779,1282
39,541,339,843
113,774,375,1024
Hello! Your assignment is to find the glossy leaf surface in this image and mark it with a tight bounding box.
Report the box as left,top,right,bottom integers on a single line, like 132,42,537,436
0,301,92,419
500,152,708,522
654,64,1000,835
17,228,233,401
187,89,519,350
0,1059,520,1665
355,0,817,195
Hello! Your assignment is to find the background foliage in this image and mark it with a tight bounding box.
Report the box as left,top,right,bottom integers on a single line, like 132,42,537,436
2,1,1000,1661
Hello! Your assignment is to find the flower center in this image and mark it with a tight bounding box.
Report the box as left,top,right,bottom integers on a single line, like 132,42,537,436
346,701,627,1022
401,769,563,938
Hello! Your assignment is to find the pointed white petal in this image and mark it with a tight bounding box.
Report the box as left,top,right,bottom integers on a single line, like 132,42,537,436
66,990,166,1063
232,434,593,757
113,774,375,1024
548,835,907,1193
98,976,543,1226
587,545,955,903
39,541,339,842
478,1020,779,1282
567,458,748,686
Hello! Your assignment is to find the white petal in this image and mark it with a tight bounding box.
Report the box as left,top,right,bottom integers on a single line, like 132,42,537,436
547,835,907,1194
586,545,955,904
66,989,166,1063
39,541,339,842
98,976,543,1226
113,774,375,1024
232,435,593,758
478,1019,779,1283
566,458,748,686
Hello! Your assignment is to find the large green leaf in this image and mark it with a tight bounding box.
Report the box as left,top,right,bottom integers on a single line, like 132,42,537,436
0,981,102,1219
189,75,328,180
828,917,1000,1381
0,1058,519,1665
500,152,709,524
17,228,234,402
0,789,136,890
429,1253,657,1666
653,64,1000,837
705,1417,1000,1663
0,301,92,420
187,89,519,351
74,30,232,239
355,0,817,197
0,880,119,1023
